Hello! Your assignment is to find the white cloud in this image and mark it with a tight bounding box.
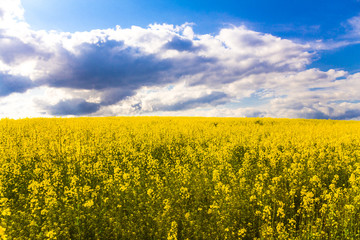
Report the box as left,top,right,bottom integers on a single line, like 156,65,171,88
348,15,360,36
0,0,25,23
0,0,30,38
308,14,360,51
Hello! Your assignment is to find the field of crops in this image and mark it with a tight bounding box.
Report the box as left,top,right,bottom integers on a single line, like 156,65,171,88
0,117,360,239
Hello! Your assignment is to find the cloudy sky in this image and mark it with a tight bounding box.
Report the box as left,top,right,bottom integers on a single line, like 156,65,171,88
1,0,360,119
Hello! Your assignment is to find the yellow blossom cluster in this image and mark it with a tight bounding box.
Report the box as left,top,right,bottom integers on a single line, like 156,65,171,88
0,117,359,239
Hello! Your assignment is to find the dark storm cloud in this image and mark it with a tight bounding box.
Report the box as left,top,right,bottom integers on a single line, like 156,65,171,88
164,36,202,52
47,98,101,116
44,40,174,90
0,73,35,97
154,91,228,111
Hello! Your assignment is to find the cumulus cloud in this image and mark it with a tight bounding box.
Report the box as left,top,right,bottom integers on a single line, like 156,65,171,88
163,36,202,52
1,0,360,119
0,72,35,96
0,0,29,38
47,98,101,116
42,40,174,91
0,0,25,22
0,36,38,65
18,23,312,113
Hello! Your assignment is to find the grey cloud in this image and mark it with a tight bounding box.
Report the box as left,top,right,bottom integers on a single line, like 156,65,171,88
0,35,52,65
301,109,360,120
41,40,216,106
0,73,35,97
164,36,202,52
100,88,136,106
236,34,265,47
153,91,228,111
189,62,288,87
0,37,37,64
333,109,360,120
267,95,360,120
47,98,101,116
244,111,266,118
301,110,330,119
131,102,142,111
44,40,173,90
171,55,217,82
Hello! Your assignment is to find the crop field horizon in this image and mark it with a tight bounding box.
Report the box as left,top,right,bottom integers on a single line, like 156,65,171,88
0,117,360,239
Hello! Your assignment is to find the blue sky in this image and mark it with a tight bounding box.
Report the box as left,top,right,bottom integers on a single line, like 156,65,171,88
20,0,359,37
1,0,360,119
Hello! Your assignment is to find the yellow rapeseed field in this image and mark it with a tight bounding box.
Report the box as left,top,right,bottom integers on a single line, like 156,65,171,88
0,117,360,239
